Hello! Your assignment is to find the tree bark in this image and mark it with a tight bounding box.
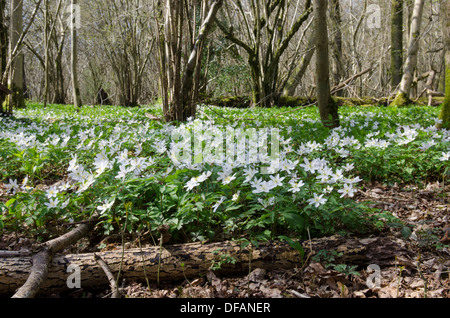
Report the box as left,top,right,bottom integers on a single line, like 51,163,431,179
0,235,410,297
7,0,25,111
0,0,6,114
159,0,223,122
437,0,449,129
329,0,345,95
391,0,404,88
391,0,425,106
314,0,339,128
282,31,316,97
70,0,82,109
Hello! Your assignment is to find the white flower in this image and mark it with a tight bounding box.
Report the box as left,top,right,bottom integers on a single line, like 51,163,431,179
116,164,131,180
76,174,96,194
300,158,317,173
343,163,354,172
116,149,129,164
46,187,59,199
338,184,357,198
68,154,78,172
212,196,226,212
307,193,327,208
288,180,304,193
21,176,33,191
438,152,449,161
94,158,110,175
129,157,148,175
269,174,285,187
59,182,72,192
61,199,70,209
185,177,200,191
197,171,212,182
97,199,115,215
232,191,240,201
222,173,237,185
419,140,436,151
343,176,363,184
45,198,60,209
5,179,19,194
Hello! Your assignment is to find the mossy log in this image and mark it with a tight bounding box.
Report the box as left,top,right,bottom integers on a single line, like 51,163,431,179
0,235,410,297
201,95,398,108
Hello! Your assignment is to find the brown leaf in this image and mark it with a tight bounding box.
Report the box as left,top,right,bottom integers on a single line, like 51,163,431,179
248,268,266,282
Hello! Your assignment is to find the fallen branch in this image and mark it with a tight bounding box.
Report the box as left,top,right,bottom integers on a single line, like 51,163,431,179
94,253,119,298
0,235,411,297
10,219,98,298
331,67,373,95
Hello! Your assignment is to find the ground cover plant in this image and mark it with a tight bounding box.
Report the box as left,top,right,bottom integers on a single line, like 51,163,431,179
0,103,448,242
0,103,449,298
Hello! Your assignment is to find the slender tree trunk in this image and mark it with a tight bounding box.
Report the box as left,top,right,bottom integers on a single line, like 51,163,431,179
70,0,82,108
437,0,449,129
43,0,49,108
391,0,425,106
7,0,25,111
391,0,404,88
314,0,339,128
282,31,315,96
158,0,222,122
329,0,345,96
0,0,6,79
0,0,6,114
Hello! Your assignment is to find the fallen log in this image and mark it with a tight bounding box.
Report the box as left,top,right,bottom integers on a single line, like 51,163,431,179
9,219,98,298
0,235,411,297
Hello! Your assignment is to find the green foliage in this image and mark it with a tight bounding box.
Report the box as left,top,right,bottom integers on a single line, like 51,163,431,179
0,102,447,246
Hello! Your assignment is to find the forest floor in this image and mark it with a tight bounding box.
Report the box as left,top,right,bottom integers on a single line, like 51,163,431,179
2,181,448,299
114,182,450,299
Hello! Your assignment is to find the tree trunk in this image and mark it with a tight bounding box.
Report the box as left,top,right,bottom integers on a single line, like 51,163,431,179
6,0,25,111
43,0,49,108
329,0,345,96
391,0,403,88
70,0,82,108
437,0,449,129
159,0,223,122
314,0,339,128
181,0,223,119
0,0,6,114
391,0,425,106
282,32,316,97
0,235,410,297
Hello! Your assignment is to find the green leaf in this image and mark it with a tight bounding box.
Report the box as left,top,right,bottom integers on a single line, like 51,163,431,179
5,198,16,208
401,226,412,239
279,235,305,260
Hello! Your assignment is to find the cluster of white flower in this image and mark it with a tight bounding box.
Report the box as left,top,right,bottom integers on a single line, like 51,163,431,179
1,105,448,218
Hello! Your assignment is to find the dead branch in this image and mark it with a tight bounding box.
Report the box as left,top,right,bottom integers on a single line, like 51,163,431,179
10,219,98,298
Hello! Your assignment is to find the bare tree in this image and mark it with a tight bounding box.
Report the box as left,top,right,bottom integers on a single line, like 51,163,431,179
314,0,339,128
391,0,425,106
157,0,223,122
215,0,312,107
